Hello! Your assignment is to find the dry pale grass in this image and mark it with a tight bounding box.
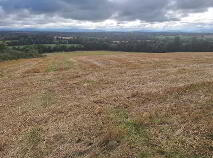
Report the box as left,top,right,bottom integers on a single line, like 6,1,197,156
0,51,213,158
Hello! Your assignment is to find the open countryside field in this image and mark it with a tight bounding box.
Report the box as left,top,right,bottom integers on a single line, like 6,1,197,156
0,51,213,158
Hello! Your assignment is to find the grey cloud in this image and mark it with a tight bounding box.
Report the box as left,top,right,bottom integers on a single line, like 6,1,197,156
174,0,213,10
0,0,113,21
113,0,173,21
0,0,213,23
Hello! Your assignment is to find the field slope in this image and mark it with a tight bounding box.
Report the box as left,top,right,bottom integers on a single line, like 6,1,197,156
0,51,213,158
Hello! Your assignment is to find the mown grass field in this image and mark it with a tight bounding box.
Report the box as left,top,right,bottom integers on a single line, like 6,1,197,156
0,51,213,158
9,44,83,49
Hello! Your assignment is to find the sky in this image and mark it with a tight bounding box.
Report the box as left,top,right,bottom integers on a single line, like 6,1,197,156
0,0,213,32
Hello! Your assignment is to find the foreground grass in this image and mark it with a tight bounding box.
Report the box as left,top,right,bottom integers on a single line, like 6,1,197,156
0,51,212,158
106,81,213,158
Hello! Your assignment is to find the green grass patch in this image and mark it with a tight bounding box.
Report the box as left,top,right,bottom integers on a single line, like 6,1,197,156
23,89,56,111
122,120,150,143
81,79,97,86
19,127,45,158
26,128,43,147
138,151,153,158
41,90,56,108
46,58,74,72
46,63,58,72
110,109,150,144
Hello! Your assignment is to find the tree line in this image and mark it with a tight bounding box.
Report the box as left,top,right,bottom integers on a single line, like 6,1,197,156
0,43,43,61
1,31,213,61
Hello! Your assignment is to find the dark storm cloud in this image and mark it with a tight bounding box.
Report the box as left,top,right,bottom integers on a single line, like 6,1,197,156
0,0,113,21
113,0,174,21
174,0,213,11
0,0,213,22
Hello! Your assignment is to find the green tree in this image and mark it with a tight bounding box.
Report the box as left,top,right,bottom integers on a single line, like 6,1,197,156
0,43,6,51
174,36,181,51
